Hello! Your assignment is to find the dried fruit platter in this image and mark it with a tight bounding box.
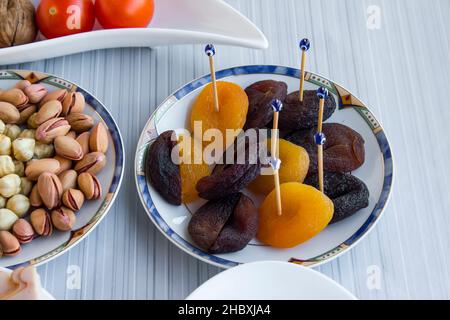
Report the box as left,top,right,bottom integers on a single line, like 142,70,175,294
0,70,124,269
135,65,393,268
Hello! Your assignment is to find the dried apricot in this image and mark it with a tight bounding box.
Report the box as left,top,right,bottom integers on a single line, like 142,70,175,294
249,138,309,195
188,193,258,253
257,182,333,248
305,172,369,223
244,80,288,129
286,123,365,176
279,90,336,130
190,81,249,150
178,133,211,203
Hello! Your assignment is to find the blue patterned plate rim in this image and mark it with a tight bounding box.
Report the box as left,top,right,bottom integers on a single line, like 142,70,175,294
135,64,394,269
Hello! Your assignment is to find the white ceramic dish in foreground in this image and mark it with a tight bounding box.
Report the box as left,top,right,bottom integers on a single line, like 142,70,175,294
0,267,55,300
0,0,267,65
0,70,124,269
135,65,394,269
186,261,356,300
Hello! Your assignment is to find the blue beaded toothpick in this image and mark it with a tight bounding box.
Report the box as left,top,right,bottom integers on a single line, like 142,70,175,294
316,87,328,193
299,38,310,102
205,44,219,112
270,99,283,215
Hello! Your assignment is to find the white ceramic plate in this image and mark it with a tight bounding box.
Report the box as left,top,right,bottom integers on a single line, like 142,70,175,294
0,70,124,269
135,65,394,268
0,267,55,300
186,261,356,300
0,0,267,65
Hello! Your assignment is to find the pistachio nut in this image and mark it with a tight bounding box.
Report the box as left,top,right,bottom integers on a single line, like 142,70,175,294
58,170,78,191
35,117,71,143
29,185,42,207
0,208,18,231
34,142,55,159
0,134,11,155
12,138,35,162
54,155,72,174
14,80,31,91
0,174,21,198
0,155,15,178
19,177,32,196
6,194,30,218
0,88,28,108
54,136,84,161
0,231,21,257
30,208,53,237
27,112,39,129
25,158,60,180
0,195,5,209
74,152,106,174
18,104,37,124
66,113,94,133
89,123,109,154
35,100,62,125
66,131,77,139
13,160,24,177
19,129,36,139
0,102,20,124
76,132,90,155
62,188,85,211
4,124,21,140
39,89,68,107
23,84,47,104
37,172,62,210
62,92,85,116
51,207,76,231
78,172,102,200
12,219,34,244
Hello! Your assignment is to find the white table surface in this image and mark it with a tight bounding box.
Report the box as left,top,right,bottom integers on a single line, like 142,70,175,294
2,0,450,300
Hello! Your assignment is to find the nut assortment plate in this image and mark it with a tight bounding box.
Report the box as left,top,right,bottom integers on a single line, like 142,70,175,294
0,70,124,269
135,65,394,268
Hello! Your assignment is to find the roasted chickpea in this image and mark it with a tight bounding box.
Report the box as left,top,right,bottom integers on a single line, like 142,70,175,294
12,138,35,162
0,155,15,178
19,177,33,197
6,194,30,218
0,174,21,198
0,134,11,155
4,124,21,141
34,142,54,159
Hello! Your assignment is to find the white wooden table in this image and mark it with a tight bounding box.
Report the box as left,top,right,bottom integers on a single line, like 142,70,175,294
3,0,450,299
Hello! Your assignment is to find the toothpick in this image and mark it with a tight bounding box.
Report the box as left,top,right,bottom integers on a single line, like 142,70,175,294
271,99,283,215
315,87,328,193
299,38,310,102
205,44,219,113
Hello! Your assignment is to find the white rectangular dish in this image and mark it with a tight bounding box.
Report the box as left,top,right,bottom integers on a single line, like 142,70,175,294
0,0,268,65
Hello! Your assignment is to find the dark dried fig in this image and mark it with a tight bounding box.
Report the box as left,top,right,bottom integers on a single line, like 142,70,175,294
244,80,288,129
196,136,262,200
146,130,181,205
188,193,258,253
285,123,365,176
305,172,369,223
279,90,336,130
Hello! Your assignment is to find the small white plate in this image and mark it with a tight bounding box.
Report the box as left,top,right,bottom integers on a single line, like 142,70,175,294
135,65,394,269
186,261,356,300
0,0,268,65
0,267,55,300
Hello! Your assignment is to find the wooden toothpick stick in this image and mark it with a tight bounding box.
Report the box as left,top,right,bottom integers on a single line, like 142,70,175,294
205,44,219,113
315,87,328,193
299,38,310,102
271,99,283,215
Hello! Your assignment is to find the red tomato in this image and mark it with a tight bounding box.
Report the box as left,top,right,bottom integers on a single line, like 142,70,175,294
37,0,95,39
95,0,155,29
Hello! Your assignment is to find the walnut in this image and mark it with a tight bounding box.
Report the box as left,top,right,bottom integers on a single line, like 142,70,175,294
0,0,37,48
